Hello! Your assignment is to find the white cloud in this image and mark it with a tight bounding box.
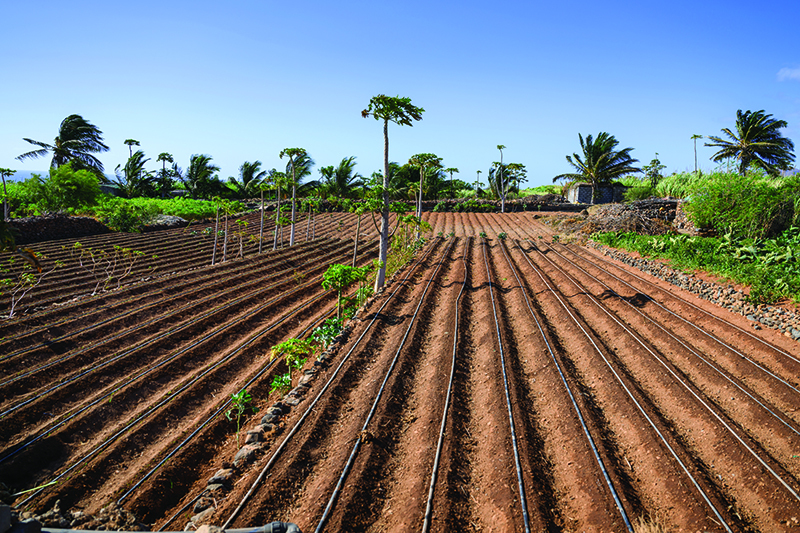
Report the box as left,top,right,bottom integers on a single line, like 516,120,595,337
778,67,800,81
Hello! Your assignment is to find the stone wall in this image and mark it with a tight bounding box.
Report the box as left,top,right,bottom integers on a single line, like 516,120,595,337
9,215,111,245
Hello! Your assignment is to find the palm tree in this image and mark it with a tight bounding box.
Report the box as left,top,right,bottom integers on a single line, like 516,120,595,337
318,157,364,199
229,161,267,198
280,148,312,246
362,95,425,290
17,114,110,180
1,168,15,221
691,134,703,176
553,132,640,203
114,150,154,198
444,167,459,198
474,170,482,195
181,154,221,199
705,109,795,176
156,152,175,197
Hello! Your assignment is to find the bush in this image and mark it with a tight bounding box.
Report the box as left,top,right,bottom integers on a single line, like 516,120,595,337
685,171,792,239
9,164,101,215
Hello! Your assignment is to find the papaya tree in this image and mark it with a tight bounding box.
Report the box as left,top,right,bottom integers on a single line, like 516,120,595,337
362,95,424,291
322,263,371,319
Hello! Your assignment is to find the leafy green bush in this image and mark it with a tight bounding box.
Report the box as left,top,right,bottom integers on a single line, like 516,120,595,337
685,171,793,239
8,164,101,215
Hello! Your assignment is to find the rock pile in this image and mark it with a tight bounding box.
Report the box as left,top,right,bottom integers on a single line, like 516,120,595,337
6,500,147,532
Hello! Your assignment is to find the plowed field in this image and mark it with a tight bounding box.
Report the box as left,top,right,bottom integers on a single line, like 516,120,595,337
3,212,800,532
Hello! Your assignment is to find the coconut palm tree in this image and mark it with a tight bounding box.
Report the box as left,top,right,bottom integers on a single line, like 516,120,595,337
362,95,424,290
553,132,640,203
318,156,364,199
229,161,267,199
17,114,110,180
114,150,155,198
181,154,222,199
705,109,795,176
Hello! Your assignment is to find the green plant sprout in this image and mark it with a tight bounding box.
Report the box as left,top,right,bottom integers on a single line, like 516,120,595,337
225,389,256,447
270,338,314,370
270,373,292,396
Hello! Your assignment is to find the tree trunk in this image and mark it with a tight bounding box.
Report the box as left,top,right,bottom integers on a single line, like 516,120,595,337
352,213,361,267
306,204,312,241
375,119,390,292
212,207,220,265
290,166,297,246
2,176,8,222
273,189,281,251
222,214,228,262
258,190,264,254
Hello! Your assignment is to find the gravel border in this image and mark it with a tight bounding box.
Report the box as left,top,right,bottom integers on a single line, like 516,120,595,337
589,242,800,342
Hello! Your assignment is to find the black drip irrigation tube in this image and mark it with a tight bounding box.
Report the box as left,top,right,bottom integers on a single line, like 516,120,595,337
151,307,337,532
479,238,532,533
421,237,469,532
519,240,733,532
314,237,455,533
11,287,336,510
497,240,633,531
530,238,800,508
544,242,800,437
222,238,442,530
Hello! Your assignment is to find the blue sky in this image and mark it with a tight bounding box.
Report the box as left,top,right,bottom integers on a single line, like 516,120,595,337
2,0,798,187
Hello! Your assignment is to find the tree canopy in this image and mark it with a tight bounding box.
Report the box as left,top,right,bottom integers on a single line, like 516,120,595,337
705,109,795,176
554,132,640,202
17,114,110,180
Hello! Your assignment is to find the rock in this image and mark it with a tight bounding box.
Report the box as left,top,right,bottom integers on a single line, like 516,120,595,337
298,373,314,386
263,522,303,533
284,396,301,406
233,444,260,467
191,507,215,525
206,484,226,493
193,497,215,514
245,427,263,445
262,412,280,424
207,468,235,486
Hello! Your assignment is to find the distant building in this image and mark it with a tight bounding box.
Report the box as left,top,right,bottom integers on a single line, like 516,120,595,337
566,183,628,204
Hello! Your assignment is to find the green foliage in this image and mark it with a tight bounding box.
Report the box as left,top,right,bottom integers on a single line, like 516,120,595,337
593,228,800,304
10,164,101,215
270,373,292,396
518,184,562,196
685,170,797,239
17,114,110,179
270,338,314,370
554,132,640,201
642,153,666,189
225,389,256,447
311,317,344,351
498,232,507,240
322,263,372,318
